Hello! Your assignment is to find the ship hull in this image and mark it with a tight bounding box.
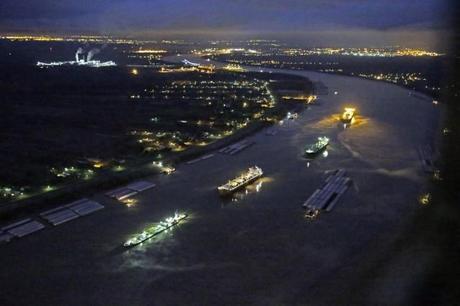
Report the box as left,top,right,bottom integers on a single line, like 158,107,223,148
341,117,353,124
304,144,328,158
218,173,262,196
123,214,188,247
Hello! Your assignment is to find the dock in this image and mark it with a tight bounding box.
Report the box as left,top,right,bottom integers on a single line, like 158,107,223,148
1,198,105,244
40,198,104,226
125,181,157,192
187,154,214,165
105,187,138,201
1,218,45,242
219,140,255,155
106,180,156,201
303,169,352,218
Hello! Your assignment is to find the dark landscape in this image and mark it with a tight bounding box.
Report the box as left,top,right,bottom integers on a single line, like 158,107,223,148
0,1,459,305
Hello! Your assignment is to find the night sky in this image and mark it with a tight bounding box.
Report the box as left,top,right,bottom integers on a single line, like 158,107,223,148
0,0,450,47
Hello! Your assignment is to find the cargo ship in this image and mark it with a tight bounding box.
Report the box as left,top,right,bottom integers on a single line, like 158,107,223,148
218,166,263,195
123,212,187,247
304,137,329,157
341,108,356,124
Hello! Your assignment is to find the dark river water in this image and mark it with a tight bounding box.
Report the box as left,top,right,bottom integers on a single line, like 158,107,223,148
0,57,441,305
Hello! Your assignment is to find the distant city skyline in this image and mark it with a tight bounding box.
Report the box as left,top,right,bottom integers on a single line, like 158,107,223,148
0,0,451,49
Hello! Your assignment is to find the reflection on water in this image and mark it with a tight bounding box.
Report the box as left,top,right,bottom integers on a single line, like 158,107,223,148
310,114,341,129
121,213,193,254
221,177,273,204
117,215,193,271
310,114,369,129
341,116,369,130
419,193,431,205
304,150,329,164
345,116,369,128
118,232,174,270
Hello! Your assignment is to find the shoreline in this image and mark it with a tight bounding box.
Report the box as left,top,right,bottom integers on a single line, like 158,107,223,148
1,56,439,221
0,53,445,305
210,56,438,101
0,103,300,220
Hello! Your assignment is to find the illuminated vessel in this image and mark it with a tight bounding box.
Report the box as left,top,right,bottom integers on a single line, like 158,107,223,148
218,166,263,195
152,161,176,175
304,137,329,157
123,212,187,247
341,108,355,124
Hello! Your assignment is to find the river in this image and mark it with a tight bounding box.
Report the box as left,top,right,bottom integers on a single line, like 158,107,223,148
0,56,441,305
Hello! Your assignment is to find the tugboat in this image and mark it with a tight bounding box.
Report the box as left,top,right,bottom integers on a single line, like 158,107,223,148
304,137,329,157
218,166,263,196
305,209,320,219
287,112,298,120
123,212,187,247
152,161,176,175
341,108,356,124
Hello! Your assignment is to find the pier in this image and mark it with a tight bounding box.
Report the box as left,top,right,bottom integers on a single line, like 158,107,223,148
40,198,104,226
219,140,255,155
303,169,352,218
105,180,156,201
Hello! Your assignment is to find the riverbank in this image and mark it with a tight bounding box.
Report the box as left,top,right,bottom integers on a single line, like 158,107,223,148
0,54,442,306
0,99,303,219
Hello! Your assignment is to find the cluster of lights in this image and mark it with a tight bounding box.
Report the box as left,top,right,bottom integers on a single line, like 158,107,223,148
133,49,167,54
0,186,26,201
281,94,317,104
124,212,188,247
1,35,142,45
356,72,425,85
281,47,443,57
150,79,274,108
126,75,275,154
152,161,176,174
159,65,215,74
193,48,260,56
131,130,190,152
222,64,246,72
50,166,95,180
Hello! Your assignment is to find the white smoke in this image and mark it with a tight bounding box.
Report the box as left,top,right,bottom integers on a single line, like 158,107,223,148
87,48,101,61
75,47,84,62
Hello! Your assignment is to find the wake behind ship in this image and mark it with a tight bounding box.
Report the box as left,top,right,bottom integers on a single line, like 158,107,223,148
218,166,263,195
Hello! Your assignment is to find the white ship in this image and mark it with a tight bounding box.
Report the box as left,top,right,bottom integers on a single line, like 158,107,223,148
218,166,263,195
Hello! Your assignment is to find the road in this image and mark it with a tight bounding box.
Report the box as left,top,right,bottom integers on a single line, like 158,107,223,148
0,56,441,305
